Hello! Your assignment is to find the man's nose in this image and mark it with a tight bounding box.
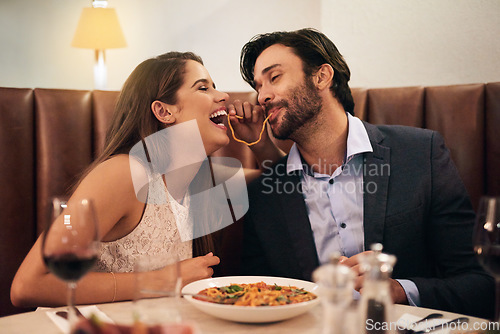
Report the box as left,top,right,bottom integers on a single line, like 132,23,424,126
257,86,273,106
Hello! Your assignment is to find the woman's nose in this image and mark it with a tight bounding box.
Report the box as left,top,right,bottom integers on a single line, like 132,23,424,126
216,90,230,103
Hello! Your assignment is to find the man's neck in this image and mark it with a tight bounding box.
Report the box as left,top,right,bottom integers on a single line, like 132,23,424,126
293,101,348,175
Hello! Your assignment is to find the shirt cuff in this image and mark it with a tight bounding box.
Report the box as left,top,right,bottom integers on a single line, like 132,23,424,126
396,279,420,307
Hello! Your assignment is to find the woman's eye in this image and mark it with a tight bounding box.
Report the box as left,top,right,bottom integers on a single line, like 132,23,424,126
199,86,208,91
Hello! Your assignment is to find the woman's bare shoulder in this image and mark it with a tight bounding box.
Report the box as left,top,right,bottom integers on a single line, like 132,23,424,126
94,154,147,180
72,155,148,236
75,155,147,200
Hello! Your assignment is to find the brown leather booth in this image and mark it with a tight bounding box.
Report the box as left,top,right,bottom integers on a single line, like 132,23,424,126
1,83,499,316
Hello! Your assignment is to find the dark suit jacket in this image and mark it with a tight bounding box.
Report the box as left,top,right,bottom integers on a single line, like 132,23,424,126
241,122,494,319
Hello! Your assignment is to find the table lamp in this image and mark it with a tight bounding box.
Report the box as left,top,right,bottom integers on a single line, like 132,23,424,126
71,0,126,90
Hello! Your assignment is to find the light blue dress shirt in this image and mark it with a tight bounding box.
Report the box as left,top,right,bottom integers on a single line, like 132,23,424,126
286,113,420,306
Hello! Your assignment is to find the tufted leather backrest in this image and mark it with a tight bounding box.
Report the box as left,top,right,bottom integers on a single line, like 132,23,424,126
34,89,94,235
486,82,500,196
92,90,120,157
1,83,499,316
0,88,35,318
367,86,425,127
425,84,485,207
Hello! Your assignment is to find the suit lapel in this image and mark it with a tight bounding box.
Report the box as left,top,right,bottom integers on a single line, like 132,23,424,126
362,122,390,249
270,121,390,276
276,166,319,279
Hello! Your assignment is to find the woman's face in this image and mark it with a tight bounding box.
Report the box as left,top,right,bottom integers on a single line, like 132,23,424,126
171,60,230,155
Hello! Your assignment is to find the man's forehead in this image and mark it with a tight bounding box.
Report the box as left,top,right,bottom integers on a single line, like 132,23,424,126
254,44,299,76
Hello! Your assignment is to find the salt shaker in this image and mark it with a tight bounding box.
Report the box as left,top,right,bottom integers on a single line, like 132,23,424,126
313,252,355,334
358,244,397,334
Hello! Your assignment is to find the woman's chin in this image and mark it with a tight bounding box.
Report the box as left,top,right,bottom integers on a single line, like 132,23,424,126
205,135,230,156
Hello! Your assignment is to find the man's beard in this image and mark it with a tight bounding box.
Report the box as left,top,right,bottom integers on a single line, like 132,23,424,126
265,77,322,140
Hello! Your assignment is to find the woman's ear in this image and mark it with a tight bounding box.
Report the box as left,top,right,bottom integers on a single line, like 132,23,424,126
151,100,176,124
314,64,334,91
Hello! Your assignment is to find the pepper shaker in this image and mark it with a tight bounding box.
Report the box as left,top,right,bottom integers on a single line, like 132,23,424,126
313,252,356,334
358,244,397,334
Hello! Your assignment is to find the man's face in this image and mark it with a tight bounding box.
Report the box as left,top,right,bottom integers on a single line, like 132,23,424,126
253,44,322,140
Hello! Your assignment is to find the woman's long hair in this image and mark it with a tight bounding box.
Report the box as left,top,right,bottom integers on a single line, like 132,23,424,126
101,52,203,161
76,51,216,256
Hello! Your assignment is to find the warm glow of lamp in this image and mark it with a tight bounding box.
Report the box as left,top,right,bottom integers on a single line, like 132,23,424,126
71,1,126,90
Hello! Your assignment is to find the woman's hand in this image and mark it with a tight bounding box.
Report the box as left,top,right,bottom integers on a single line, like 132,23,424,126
178,252,220,286
228,100,269,147
228,100,285,169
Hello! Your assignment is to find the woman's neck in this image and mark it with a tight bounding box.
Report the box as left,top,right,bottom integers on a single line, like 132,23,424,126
163,161,202,203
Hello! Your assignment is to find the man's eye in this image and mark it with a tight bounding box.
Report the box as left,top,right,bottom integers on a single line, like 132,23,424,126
271,74,280,82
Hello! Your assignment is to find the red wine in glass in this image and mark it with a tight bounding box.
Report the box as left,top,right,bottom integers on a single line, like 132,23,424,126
42,197,99,331
473,196,500,322
475,244,500,277
44,253,98,282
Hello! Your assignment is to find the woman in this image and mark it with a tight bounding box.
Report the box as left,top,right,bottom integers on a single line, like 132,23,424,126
11,52,280,307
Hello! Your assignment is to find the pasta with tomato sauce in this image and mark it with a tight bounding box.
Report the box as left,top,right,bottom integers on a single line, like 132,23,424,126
193,281,317,306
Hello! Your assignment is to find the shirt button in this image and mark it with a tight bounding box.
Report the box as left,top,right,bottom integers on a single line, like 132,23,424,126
329,179,334,184
340,222,347,229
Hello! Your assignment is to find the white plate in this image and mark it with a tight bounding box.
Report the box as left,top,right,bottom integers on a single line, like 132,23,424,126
181,276,320,323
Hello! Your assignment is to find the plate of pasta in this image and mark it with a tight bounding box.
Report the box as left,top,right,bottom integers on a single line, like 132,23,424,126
181,276,320,323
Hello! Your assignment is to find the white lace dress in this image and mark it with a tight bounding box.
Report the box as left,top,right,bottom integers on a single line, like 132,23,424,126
95,173,193,273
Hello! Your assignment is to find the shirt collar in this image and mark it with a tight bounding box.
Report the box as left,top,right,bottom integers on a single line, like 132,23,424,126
286,113,373,175
345,112,373,162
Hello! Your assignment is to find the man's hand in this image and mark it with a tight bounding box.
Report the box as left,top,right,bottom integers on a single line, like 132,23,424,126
340,252,409,304
389,279,409,304
339,251,368,292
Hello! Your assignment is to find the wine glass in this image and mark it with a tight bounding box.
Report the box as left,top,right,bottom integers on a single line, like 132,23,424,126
473,196,500,322
42,197,99,329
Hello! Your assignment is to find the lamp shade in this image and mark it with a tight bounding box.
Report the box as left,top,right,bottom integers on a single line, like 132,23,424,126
71,8,126,49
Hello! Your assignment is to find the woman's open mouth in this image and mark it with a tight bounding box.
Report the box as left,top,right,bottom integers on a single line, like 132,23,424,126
209,109,227,127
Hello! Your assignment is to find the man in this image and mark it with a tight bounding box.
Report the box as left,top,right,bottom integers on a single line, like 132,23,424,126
235,28,494,319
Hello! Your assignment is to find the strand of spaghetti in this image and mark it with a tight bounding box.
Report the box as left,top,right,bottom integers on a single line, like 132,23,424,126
227,113,273,146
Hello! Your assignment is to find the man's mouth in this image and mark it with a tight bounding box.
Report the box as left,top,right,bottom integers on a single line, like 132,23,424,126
266,106,282,123
209,109,227,126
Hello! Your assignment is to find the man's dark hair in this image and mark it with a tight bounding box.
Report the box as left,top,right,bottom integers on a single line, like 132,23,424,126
240,28,355,115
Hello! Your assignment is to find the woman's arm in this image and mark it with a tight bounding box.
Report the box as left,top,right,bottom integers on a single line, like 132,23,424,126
10,234,134,307
11,156,139,307
11,155,219,307
11,240,219,307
